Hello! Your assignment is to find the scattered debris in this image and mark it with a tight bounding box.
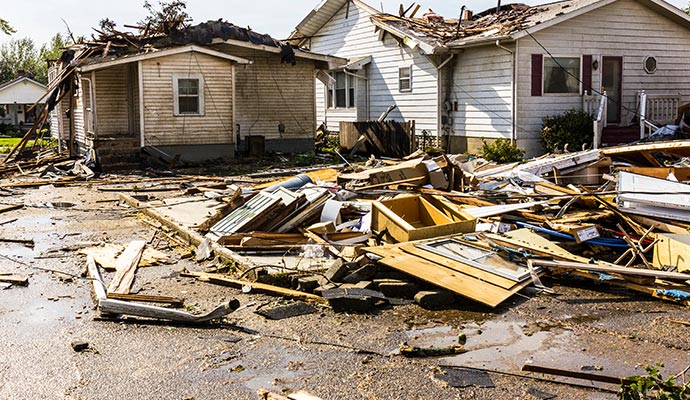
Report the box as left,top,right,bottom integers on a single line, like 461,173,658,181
254,300,318,320
399,344,467,357
434,366,496,388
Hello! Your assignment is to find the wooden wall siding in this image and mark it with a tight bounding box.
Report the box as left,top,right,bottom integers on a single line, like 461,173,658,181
452,45,513,140
95,65,131,137
230,48,316,141
516,0,690,154
308,1,439,135
141,52,233,147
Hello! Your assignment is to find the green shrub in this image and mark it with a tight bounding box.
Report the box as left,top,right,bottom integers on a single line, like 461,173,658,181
479,138,525,164
619,363,690,399
540,109,594,152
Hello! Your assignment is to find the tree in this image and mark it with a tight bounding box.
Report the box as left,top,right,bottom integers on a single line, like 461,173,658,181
39,33,68,64
139,1,192,34
0,33,66,84
0,38,43,83
0,18,14,35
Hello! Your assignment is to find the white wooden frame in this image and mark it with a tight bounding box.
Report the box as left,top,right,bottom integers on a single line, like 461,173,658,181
398,65,412,92
172,73,205,116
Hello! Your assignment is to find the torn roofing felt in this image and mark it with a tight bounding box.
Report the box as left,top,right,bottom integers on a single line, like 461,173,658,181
82,19,297,66
370,0,610,50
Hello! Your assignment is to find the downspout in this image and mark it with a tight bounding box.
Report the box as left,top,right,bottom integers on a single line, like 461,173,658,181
434,53,455,145
495,39,516,144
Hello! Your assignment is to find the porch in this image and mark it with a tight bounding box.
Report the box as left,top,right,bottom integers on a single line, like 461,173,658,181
584,91,685,148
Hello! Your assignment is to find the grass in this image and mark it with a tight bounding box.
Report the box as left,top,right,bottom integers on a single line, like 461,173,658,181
0,138,56,153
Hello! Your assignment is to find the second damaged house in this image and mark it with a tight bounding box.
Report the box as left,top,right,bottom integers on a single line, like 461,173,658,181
290,0,690,156
47,20,344,166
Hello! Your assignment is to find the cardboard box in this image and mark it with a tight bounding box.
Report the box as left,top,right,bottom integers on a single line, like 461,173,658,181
372,195,476,243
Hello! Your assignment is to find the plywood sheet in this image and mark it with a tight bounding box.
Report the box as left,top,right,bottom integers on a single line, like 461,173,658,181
366,246,524,307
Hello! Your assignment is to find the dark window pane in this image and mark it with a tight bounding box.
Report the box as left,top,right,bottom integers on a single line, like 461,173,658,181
349,87,355,107
543,57,580,94
335,88,346,107
178,79,199,95
179,96,198,114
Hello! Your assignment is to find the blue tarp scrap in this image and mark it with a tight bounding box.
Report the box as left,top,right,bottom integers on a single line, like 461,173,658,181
655,289,690,301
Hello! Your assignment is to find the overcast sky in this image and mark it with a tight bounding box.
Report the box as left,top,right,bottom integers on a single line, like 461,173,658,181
1,0,688,48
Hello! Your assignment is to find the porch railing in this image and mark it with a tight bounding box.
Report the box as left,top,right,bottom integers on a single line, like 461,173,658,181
639,91,681,139
583,91,607,149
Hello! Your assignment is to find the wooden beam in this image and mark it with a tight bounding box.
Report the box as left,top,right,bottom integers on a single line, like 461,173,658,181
118,193,258,271
107,240,146,294
530,259,690,281
522,364,633,385
87,255,239,323
183,271,328,305
106,293,184,307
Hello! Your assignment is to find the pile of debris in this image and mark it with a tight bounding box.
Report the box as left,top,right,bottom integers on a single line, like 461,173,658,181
79,138,690,317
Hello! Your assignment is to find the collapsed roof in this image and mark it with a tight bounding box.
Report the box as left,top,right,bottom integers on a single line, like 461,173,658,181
369,0,690,52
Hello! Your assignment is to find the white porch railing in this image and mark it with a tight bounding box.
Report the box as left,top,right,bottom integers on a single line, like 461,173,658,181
583,91,607,149
639,90,681,139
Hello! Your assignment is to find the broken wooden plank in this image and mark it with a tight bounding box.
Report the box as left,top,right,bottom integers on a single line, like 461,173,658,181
0,274,29,286
0,204,22,214
183,271,328,305
106,293,184,307
530,259,690,281
364,246,528,308
0,237,34,247
522,363,633,385
107,240,146,294
87,255,238,323
119,193,257,270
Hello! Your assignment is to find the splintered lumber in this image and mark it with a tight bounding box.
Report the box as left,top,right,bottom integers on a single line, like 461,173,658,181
399,345,467,357
0,274,29,286
559,268,690,306
364,245,530,308
106,293,184,306
79,243,175,270
530,259,690,281
87,255,238,323
119,193,257,270
484,229,592,263
107,240,146,294
522,363,633,385
183,271,328,305
0,204,22,214
0,237,34,247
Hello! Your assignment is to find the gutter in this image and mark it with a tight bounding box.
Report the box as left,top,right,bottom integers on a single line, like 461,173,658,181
495,39,517,144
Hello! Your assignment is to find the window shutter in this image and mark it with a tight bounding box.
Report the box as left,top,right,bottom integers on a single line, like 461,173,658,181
531,54,543,96
582,54,593,95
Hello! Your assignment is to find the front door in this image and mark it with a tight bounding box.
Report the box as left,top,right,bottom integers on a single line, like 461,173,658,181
602,56,622,124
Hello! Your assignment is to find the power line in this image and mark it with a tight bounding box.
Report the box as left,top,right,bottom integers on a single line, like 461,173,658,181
525,30,645,123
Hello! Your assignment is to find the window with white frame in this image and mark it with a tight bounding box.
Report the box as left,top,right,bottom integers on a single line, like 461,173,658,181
543,57,580,94
399,66,412,92
327,71,355,108
173,73,205,115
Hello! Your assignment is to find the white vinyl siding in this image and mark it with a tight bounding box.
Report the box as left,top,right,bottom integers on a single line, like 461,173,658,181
452,45,514,142
516,0,690,155
141,52,233,147
94,65,131,137
308,1,438,134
